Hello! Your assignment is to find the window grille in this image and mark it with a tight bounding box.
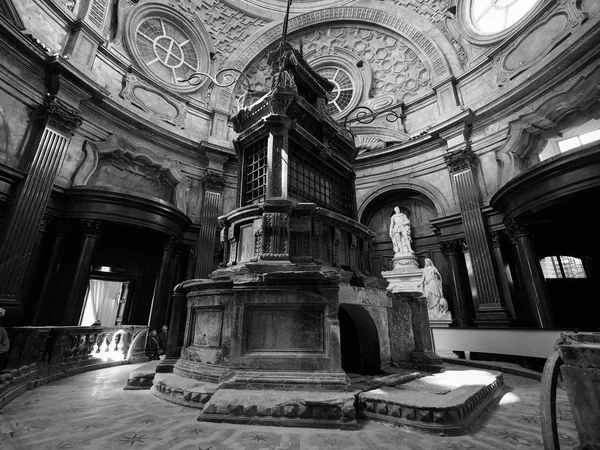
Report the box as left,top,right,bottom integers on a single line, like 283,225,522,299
288,147,352,216
540,256,587,279
243,139,268,205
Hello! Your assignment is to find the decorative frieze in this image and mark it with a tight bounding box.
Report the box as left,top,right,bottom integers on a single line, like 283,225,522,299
261,212,289,260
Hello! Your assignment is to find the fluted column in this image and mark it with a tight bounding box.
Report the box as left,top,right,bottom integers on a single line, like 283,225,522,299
0,95,82,318
33,219,68,325
195,172,224,278
445,149,511,327
505,219,553,327
440,239,472,327
64,219,102,325
149,235,178,330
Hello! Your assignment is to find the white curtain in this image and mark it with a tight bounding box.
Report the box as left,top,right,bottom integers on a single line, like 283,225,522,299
86,280,121,326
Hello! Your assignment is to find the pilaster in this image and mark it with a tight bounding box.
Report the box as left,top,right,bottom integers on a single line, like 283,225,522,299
443,126,511,327
0,95,82,320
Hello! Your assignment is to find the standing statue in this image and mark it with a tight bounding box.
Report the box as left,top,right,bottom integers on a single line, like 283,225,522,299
418,258,449,315
389,206,413,254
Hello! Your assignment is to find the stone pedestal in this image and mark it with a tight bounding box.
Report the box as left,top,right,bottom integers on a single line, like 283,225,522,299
381,253,422,293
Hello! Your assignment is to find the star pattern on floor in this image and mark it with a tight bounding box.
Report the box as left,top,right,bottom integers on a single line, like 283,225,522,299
119,432,147,446
0,363,579,450
251,433,268,442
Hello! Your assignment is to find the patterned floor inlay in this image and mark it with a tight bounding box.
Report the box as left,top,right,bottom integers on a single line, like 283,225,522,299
0,363,578,449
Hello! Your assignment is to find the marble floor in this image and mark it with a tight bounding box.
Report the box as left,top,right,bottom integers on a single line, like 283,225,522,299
0,363,578,450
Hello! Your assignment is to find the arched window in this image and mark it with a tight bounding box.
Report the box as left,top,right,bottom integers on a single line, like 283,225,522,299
471,0,539,34
540,256,587,279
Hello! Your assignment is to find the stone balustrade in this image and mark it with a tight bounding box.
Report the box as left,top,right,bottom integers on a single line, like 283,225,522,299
0,325,148,407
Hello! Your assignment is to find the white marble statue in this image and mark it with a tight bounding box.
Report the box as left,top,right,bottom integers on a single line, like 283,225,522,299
418,258,449,317
389,206,413,254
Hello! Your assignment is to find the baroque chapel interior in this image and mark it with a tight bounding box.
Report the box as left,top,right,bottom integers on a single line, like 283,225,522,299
0,0,599,449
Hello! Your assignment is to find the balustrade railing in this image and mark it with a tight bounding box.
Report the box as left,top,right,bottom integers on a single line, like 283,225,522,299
0,325,148,404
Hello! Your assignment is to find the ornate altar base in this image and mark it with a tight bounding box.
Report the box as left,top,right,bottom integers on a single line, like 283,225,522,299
381,253,422,293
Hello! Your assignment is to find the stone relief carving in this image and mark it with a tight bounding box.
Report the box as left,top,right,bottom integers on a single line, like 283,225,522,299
120,72,188,128
74,134,191,213
41,95,83,135
493,3,588,86
261,212,289,260
168,0,268,56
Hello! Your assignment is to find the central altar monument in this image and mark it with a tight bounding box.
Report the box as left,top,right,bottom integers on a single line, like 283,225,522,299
153,42,375,429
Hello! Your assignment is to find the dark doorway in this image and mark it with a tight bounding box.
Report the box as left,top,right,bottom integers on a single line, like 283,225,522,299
338,304,381,375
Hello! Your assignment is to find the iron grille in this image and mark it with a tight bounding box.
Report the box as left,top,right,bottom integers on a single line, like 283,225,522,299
243,139,267,205
288,148,352,216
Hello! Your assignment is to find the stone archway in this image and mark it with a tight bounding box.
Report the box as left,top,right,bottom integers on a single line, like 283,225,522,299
338,304,381,375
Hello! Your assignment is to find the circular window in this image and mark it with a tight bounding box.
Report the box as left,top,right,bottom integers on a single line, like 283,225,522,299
316,67,356,117
125,4,214,93
471,0,539,34
135,17,199,85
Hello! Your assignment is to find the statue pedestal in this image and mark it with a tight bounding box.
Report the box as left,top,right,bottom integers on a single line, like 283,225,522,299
381,253,422,293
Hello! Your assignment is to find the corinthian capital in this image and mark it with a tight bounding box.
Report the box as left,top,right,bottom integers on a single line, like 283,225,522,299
41,94,83,135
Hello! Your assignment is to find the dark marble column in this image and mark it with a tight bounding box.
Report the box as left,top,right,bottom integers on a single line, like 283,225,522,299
20,216,53,321
149,235,178,330
33,219,68,325
0,95,82,319
166,291,187,359
64,219,102,325
445,149,511,327
505,219,553,327
490,231,516,320
440,239,472,327
186,246,197,280
196,172,224,278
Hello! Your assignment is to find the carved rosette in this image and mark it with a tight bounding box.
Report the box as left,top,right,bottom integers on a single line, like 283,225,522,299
81,219,102,237
312,221,322,263
504,219,531,244
227,226,237,266
444,148,478,173
260,212,290,260
440,239,462,256
333,228,342,268
203,171,226,193
41,95,83,136
349,234,358,269
252,220,263,262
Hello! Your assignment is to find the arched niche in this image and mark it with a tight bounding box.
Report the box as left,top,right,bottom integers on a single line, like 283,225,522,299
496,66,600,187
361,188,439,276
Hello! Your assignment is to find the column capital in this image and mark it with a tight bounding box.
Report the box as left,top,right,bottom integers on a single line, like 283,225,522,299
52,218,68,236
41,94,83,135
203,170,226,193
444,148,478,173
490,231,504,248
39,215,53,233
188,245,197,259
440,239,462,256
504,218,531,243
162,235,180,251
80,219,102,237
